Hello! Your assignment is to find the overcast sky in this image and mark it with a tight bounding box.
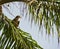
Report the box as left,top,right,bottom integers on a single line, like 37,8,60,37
1,2,60,49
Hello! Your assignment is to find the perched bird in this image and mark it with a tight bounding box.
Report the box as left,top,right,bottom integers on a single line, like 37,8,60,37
12,16,21,28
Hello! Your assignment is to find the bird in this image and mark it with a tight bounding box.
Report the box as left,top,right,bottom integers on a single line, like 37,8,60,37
12,16,21,28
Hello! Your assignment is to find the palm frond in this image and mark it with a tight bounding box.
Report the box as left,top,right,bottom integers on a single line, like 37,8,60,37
28,1,60,37
0,0,60,37
0,14,43,49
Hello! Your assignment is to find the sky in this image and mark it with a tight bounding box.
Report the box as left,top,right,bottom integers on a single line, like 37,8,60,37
1,2,60,49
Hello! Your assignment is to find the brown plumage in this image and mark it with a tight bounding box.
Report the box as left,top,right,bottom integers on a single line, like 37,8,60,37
12,16,21,28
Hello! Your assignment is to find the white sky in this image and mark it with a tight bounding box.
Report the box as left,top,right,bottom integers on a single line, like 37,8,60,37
1,2,60,49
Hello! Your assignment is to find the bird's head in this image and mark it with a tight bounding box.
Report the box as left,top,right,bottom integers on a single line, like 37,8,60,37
16,15,21,21
16,16,21,18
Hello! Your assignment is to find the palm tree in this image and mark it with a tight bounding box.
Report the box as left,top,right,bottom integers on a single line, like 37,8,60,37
0,0,60,49
0,0,43,49
1,0,59,37
0,7,43,49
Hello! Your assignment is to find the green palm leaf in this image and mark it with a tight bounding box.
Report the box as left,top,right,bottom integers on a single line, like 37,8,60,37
0,14,43,49
28,1,60,37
